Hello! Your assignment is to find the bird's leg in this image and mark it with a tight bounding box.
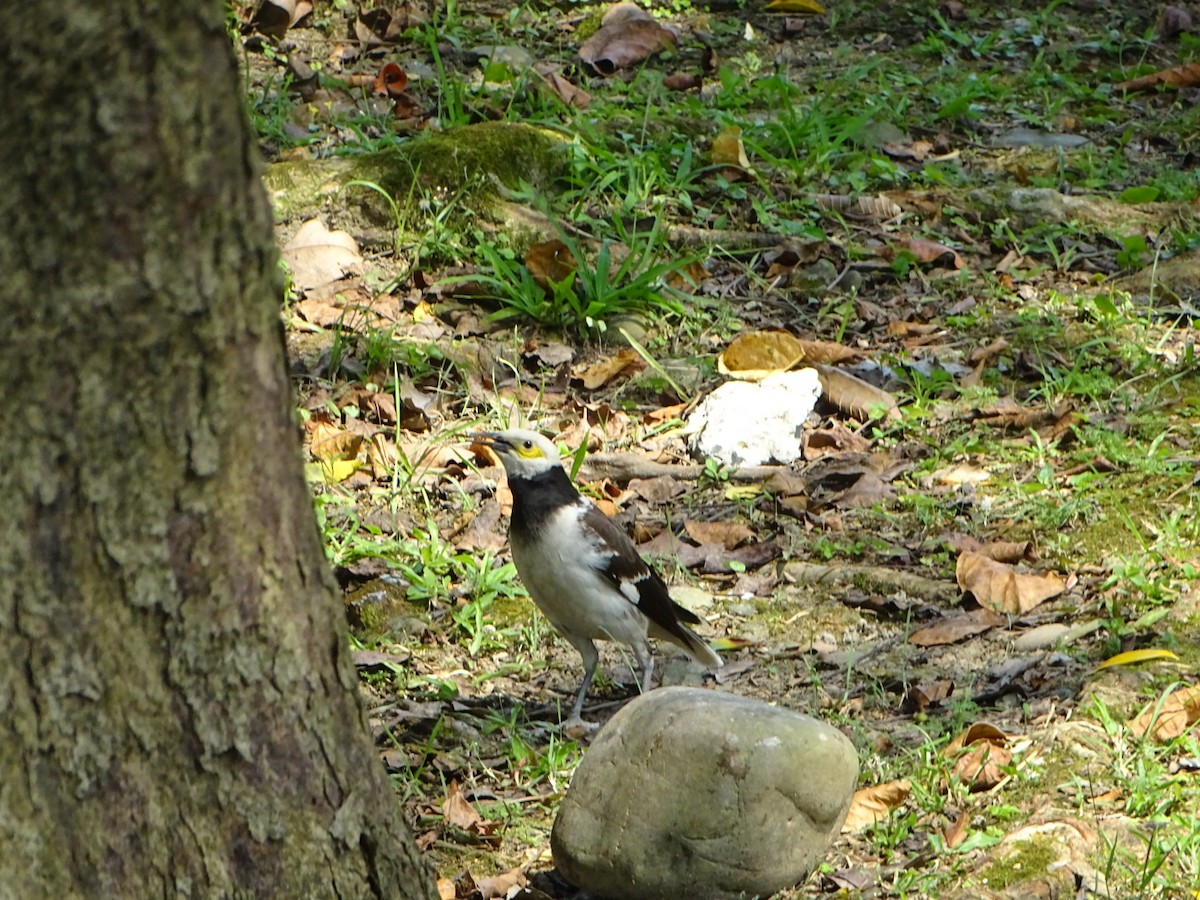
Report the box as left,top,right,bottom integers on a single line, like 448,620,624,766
634,642,655,695
566,636,600,724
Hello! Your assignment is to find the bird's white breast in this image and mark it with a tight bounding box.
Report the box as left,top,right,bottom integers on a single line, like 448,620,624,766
510,502,649,646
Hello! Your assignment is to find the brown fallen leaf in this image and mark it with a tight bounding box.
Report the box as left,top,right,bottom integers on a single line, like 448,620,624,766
977,541,1034,564
574,349,646,390
883,139,934,162
883,235,964,269
792,339,864,366
944,723,1011,792
842,780,911,832
903,679,954,713
525,239,577,290
442,780,500,843
454,498,506,553
579,4,676,75
366,434,398,480
250,0,310,38
956,551,1066,615
281,219,364,294
908,608,1004,646
1127,684,1200,742
683,519,754,550
816,365,902,422
474,865,528,899
1115,61,1200,92
678,540,780,574
627,474,686,504
372,62,409,96
812,193,903,221
537,68,591,109
943,808,970,849
802,422,872,460
355,8,406,47
663,72,703,91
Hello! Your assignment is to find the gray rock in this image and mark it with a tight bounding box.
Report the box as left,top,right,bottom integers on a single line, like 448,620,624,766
551,687,858,899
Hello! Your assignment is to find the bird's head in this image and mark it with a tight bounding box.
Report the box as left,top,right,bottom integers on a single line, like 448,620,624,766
471,429,562,479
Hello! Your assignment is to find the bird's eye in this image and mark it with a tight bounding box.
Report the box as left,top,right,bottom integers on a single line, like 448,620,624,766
522,440,533,450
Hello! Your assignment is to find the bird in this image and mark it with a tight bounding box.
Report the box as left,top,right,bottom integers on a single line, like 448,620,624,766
471,428,723,726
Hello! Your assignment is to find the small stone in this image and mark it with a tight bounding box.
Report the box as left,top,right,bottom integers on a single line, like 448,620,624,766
551,687,858,899
1011,623,1070,651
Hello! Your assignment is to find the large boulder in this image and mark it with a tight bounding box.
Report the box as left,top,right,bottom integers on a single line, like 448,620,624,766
551,687,858,899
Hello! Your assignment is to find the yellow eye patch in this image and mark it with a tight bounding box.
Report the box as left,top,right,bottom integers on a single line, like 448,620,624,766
514,442,543,459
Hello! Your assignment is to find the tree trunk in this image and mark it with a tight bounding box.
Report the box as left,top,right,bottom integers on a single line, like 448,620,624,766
0,3,436,897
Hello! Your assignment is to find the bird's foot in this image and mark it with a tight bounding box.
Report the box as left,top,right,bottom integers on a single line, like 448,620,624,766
559,716,600,738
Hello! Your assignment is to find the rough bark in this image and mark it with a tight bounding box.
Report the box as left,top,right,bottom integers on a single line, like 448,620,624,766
0,3,436,897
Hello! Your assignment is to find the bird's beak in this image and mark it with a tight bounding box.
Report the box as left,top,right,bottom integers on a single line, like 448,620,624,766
468,431,504,449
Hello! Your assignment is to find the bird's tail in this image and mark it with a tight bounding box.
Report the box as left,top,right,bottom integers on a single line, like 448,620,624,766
652,622,723,670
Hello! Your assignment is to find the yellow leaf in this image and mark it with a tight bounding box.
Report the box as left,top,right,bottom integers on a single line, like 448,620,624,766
717,330,805,380
724,485,762,501
304,459,361,483
1097,648,1181,670
710,125,755,175
765,0,826,14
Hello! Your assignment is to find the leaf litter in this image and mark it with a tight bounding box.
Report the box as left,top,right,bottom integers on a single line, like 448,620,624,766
234,0,1200,894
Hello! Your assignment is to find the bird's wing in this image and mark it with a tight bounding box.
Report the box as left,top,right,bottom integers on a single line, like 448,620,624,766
579,505,707,645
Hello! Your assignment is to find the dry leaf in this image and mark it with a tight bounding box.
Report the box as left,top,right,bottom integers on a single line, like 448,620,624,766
943,809,970,849
442,780,499,842
683,519,754,549
884,235,964,269
1127,684,1200,741
945,723,1011,791
525,240,577,289
802,422,871,460
281,219,364,293
816,365,902,422
574,349,645,389
977,540,1032,563
436,878,456,900
812,193,902,221
579,4,676,75
908,608,1004,646
663,72,703,91
1115,61,1200,92
842,780,911,832
251,0,309,37
310,422,363,461
903,679,954,713
956,551,1066,615
372,62,409,96
455,498,507,553
717,330,804,379
628,474,686,504
711,125,755,177
355,8,406,46
537,69,591,108
366,434,398,480
792,339,863,365
474,865,528,899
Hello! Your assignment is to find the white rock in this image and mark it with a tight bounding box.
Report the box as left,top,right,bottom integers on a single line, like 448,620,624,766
687,369,820,466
